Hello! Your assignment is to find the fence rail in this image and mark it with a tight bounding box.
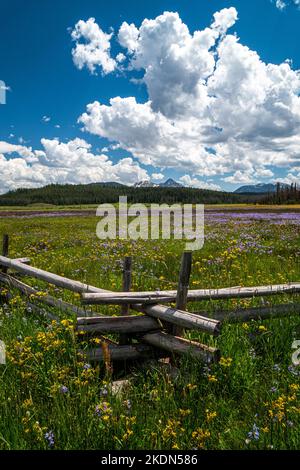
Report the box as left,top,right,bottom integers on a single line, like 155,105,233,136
1,234,299,368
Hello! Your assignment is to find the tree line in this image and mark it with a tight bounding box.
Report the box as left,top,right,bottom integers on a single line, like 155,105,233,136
0,183,263,206
1,182,298,207
262,183,300,205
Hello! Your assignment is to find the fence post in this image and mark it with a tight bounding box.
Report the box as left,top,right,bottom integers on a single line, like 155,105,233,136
2,234,9,274
119,256,132,345
173,251,192,337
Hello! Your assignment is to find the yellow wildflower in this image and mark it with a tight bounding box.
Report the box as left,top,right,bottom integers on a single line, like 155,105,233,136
208,374,218,383
206,409,217,422
219,357,233,367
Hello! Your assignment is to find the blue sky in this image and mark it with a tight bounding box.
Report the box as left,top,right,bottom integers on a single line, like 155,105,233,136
0,0,300,193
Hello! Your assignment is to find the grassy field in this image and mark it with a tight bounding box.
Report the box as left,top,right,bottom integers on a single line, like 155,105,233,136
1,203,300,213
0,209,300,450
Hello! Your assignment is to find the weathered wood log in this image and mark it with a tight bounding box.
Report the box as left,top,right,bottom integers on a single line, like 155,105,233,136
187,284,300,299
1,255,299,306
13,257,30,264
142,332,220,363
203,302,300,323
82,293,175,304
176,251,192,311
77,315,161,334
82,282,300,304
121,256,132,316
0,272,92,317
120,256,132,345
173,251,192,336
82,343,156,362
0,255,108,294
2,235,9,274
0,255,220,335
140,304,221,336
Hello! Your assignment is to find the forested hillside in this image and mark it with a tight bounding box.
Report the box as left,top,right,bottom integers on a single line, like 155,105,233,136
0,183,263,206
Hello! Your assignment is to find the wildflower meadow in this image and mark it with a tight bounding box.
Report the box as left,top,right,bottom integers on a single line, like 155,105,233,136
0,208,299,450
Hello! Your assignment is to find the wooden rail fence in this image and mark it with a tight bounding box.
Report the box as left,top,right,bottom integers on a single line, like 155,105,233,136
1,234,300,367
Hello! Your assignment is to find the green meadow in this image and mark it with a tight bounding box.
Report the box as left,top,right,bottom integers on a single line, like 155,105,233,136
0,210,299,450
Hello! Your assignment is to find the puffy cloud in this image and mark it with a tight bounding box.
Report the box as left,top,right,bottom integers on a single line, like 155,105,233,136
116,52,126,63
79,97,227,173
118,11,219,118
71,18,116,74
118,22,139,53
179,174,221,190
256,168,274,178
275,0,287,10
211,7,238,34
77,8,300,185
223,167,274,185
273,1,300,10
151,172,164,180
0,138,148,194
275,164,300,185
0,141,26,154
0,141,33,160
223,171,257,185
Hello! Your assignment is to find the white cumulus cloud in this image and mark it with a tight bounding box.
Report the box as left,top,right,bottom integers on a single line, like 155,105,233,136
77,8,300,186
118,22,139,53
211,7,238,34
151,172,164,181
179,174,221,190
0,138,148,194
71,18,116,74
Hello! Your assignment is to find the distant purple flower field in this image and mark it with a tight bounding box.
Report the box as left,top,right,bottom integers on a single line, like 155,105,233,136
205,211,300,225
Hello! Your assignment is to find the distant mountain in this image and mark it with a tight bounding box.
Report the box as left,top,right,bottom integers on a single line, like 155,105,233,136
133,180,158,188
88,181,127,188
0,181,254,206
234,183,289,194
134,178,182,188
159,178,183,188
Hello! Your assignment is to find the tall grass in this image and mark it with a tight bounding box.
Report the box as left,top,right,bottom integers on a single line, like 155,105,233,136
0,214,299,449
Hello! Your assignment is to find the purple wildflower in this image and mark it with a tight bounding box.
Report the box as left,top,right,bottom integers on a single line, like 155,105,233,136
247,423,260,441
44,430,55,448
95,405,102,417
100,385,108,397
60,385,69,394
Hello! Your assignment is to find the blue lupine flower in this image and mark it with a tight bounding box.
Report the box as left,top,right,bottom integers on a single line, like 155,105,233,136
95,405,102,417
100,385,108,397
44,430,55,448
247,423,260,441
